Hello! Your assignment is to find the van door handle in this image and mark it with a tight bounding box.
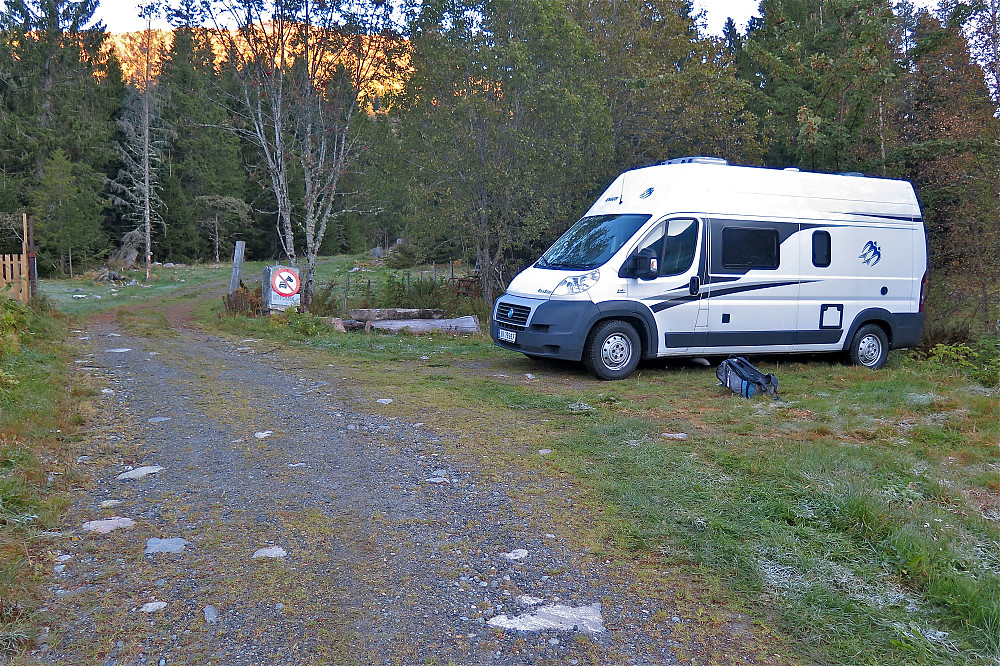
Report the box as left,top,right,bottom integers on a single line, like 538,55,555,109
689,276,700,296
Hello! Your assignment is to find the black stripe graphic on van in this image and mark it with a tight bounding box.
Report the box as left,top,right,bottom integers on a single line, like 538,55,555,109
664,329,843,348
648,280,809,313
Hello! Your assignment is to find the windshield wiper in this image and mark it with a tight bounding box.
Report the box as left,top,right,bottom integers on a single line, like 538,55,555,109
537,259,589,270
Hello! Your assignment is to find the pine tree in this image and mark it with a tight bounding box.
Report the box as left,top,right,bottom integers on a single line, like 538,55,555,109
108,4,167,280
0,0,119,272
31,148,106,275
568,0,764,171
742,0,902,172
397,0,613,301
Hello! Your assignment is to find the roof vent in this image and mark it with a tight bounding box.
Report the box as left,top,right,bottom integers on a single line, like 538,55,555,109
840,171,866,177
662,156,728,166
784,167,800,172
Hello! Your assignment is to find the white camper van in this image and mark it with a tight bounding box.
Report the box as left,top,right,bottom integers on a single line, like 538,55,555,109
490,158,927,380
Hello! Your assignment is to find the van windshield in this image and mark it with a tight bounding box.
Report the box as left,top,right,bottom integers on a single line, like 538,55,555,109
536,214,652,270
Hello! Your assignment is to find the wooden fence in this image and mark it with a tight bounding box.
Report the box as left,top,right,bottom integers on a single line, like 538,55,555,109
2,253,30,304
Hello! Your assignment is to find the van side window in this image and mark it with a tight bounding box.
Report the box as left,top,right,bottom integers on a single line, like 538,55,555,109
721,227,779,269
812,230,831,267
661,218,698,275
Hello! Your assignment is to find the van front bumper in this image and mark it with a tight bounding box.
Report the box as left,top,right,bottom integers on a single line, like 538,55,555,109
491,295,599,361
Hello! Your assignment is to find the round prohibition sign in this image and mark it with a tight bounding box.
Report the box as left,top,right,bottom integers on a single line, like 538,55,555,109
271,268,300,297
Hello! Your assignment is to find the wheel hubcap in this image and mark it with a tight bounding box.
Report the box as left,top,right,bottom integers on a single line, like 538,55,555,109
858,334,882,366
601,334,632,371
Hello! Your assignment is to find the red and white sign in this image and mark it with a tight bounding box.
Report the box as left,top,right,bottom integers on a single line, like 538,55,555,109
271,267,300,297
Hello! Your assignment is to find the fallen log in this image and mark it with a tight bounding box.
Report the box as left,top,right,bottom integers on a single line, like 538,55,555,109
368,316,481,334
348,308,445,321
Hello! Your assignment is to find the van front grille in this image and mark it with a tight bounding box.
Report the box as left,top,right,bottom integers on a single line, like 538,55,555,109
496,302,530,329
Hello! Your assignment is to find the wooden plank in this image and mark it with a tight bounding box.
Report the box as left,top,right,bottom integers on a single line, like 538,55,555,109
0,253,30,304
229,241,246,294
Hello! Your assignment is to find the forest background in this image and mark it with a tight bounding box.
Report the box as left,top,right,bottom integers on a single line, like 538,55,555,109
2,0,1000,339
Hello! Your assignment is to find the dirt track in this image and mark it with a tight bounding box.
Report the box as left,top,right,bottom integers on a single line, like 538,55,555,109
22,293,784,665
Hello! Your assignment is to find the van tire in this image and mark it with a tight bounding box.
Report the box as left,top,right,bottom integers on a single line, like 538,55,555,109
846,324,888,369
584,320,640,380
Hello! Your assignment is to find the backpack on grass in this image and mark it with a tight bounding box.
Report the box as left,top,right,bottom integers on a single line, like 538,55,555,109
716,357,780,400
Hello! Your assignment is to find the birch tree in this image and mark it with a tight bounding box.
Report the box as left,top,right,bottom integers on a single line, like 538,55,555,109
211,0,405,308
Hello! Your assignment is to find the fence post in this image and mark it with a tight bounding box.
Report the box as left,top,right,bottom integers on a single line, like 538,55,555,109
26,214,36,298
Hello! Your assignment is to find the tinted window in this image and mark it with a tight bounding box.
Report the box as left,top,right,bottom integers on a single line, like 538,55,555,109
813,230,831,267
721,227,779,269
537,214,652,271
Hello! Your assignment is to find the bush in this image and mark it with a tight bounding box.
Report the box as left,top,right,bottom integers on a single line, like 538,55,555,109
922,334,1000,387
0,298,30,361
385,242,426,269
222,285,262,316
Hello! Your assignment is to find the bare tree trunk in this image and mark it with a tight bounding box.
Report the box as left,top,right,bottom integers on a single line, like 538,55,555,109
214,214,220,264
143,76,152,281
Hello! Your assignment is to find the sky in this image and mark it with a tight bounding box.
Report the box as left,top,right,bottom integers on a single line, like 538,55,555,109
90,0,764,35
75,0,938,36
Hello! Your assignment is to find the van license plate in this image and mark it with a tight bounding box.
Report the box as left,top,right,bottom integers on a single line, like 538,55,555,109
498,329,517,343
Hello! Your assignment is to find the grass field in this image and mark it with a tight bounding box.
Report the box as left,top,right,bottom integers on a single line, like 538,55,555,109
7,255,1000,664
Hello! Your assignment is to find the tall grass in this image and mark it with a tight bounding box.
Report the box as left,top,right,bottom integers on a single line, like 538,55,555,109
0,296,80,655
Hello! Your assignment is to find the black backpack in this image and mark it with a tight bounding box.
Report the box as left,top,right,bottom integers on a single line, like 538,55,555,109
716,357,780,400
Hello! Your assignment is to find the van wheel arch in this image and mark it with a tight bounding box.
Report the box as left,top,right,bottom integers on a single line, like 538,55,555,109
844,322,890,369
583,318,645,380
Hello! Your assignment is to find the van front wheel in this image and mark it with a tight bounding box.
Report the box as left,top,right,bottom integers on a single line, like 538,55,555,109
846,324,888,369
584,320,640,380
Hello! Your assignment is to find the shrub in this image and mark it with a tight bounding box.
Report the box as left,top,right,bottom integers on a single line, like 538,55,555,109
222,285,262,316
923,334,1000,387
0,298,30,361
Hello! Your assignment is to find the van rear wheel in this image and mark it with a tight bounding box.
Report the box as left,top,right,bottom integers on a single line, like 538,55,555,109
584,320,640,380
846,324,888,369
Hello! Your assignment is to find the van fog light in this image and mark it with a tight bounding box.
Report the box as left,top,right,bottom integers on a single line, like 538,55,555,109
553,269,600,295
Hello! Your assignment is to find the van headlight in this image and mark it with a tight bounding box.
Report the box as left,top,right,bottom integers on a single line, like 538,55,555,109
553,269,600,295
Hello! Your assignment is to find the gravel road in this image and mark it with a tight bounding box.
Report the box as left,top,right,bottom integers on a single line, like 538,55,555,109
24,309,781,665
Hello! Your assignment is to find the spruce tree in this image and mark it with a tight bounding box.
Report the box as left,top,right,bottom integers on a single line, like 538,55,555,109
893,3,1000,330
568,0,764,170
159,20,245,262
0,0,118,272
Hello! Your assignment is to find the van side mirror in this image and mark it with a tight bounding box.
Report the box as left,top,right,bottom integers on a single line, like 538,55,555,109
635,248,659,280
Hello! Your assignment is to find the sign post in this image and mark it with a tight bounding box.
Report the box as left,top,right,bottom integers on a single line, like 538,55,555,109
262,265,301,312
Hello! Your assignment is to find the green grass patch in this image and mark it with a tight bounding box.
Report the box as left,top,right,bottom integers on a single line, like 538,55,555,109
38,264,247,317
1,297,84,655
